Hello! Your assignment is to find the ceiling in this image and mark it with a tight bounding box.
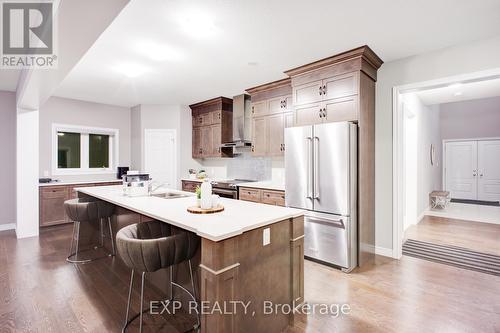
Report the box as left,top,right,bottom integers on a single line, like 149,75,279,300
52,0,500,107
415,77,500,105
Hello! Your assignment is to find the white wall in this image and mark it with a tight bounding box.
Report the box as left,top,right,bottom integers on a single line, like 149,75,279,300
440,96,500,140
375,35,500,251
0,91,16,228
130,104,202,189
402,93,441,229
39,96,131,182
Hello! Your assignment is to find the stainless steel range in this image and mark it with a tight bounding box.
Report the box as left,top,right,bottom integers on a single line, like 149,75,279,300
210,179,255,199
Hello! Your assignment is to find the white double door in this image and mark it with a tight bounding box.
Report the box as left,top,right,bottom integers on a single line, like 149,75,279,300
445,140,500,201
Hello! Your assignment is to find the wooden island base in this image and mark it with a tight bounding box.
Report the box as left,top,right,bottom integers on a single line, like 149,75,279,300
200,216,304,333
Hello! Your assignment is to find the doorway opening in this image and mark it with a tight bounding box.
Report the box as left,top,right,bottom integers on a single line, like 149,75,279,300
393,69,500,261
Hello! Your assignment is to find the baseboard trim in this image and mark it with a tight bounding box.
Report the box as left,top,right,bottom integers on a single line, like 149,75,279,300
0,223,16,232
416,206,430,224
375,246,394,258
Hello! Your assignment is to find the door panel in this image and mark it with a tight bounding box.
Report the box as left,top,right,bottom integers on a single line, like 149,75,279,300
294,102,321,126
324,96,358,123
211,125,221,156
144,129,177,187
192,128,202,158
285,126,313,210
251,117,267,156
293,80,322,105
268,97,285,115
445,141,477,200
251,101,268,117
201,126,212,157
478,140,500,202
313,122,351,215
267,114,285,156
323,72,359,101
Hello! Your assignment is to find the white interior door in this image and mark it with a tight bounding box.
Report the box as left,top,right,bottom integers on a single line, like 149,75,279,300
478,140,500,202
445,141,477,200
144,129,177,189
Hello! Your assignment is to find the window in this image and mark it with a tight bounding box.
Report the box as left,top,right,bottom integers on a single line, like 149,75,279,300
52,124,119,175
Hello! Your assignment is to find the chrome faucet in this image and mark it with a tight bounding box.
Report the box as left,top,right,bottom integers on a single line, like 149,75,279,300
148,181,170,195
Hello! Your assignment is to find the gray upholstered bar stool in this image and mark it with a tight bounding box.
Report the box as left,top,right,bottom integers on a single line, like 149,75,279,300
116,220,200,333
65,198,116,263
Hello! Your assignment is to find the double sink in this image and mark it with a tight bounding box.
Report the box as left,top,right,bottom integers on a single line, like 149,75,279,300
151,192,190,199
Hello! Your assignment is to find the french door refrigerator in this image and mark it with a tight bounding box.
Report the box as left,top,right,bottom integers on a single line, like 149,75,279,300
285,122,357,272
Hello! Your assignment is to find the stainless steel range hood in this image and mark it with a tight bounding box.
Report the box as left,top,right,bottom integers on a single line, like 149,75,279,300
221,94,252,148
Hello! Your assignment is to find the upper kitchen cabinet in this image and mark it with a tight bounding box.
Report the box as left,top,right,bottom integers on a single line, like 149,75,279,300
189,97,233,159
284,46,382,126
246,78,293,157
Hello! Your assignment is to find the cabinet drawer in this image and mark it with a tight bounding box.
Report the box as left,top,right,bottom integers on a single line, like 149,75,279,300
261,190,286,206
211,110,222,124
251,101,268,117
239,187,262,202
41,186,68,199
323,72,358,101
293,80,322,106
324,96,358,123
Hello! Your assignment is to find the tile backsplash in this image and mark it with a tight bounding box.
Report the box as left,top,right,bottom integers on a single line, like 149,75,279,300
226,152,272,181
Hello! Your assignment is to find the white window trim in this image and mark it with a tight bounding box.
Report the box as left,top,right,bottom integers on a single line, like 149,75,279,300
52,123,119,176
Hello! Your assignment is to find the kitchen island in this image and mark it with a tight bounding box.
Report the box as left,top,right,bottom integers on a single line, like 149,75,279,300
77,185,304,333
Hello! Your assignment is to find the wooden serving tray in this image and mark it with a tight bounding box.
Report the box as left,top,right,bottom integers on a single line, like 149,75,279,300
187,205,224,214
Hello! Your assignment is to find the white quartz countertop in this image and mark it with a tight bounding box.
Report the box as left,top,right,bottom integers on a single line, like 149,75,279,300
39,179,122,187
77,185,303,242
237,181,285,191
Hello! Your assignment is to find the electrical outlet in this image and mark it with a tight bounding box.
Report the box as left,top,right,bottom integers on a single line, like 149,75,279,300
263,228,270,246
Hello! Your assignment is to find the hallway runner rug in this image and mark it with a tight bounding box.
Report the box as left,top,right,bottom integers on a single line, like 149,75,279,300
402,239,500,276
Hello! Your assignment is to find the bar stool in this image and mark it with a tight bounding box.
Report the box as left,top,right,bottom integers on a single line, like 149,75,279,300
116,220,200,333
65,198,116,263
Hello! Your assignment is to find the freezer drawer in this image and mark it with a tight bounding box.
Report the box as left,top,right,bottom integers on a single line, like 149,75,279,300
304,214,350,269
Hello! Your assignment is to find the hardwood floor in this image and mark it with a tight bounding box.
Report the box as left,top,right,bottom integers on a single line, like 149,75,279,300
405,216,500,256
1,224,499,332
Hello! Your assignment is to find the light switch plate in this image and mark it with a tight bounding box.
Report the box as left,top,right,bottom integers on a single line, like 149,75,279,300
263,228,270,246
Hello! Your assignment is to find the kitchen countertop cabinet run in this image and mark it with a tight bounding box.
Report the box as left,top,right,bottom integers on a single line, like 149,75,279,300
246,78,293,157
239,187,286,207
190,96,233,159
39,181,122,227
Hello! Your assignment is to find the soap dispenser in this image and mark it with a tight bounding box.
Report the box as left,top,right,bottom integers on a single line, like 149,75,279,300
200,179,213,209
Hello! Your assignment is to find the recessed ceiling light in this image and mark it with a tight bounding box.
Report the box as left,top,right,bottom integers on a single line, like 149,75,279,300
448,83,463,89
137,41,182,62
114,63,149,78
177,9,216,38
247,62,259,66
453,91,463,96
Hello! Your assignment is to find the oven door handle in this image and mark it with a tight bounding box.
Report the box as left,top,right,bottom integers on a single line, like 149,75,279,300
212,188,237,197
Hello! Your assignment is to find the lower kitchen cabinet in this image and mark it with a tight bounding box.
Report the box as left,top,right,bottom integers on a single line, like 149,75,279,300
39,181,122,227
238,187,285,206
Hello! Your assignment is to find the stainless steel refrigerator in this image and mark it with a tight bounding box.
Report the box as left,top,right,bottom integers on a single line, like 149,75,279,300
285,121,357,272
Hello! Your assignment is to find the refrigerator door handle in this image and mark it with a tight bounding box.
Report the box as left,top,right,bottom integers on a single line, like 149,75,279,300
313,136,320,200
306,136,313,199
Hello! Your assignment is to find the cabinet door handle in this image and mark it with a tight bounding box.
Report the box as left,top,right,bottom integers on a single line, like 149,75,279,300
322,85,326,95
319,86,323,96
322,108,327,118
252,106,255,114
319,108,323,118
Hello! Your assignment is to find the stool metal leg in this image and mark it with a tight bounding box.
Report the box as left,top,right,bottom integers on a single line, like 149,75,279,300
108,217,116,256
67,222,92,264
99,218,104,248
188,260,201,329
124,270,134,326
140,272,145,333
169,266,174,300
